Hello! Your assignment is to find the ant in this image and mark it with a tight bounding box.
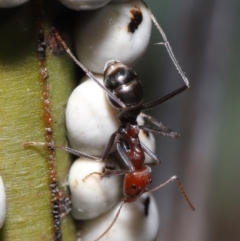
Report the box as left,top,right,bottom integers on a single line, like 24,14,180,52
25,7,195,241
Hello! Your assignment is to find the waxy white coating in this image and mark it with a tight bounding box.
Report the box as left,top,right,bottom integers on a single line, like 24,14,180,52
78,193,160,241
66,75,120,156
74,0,152,73
0,0,29,7
0,176,6,229
69,157,123,220
58,0,111,10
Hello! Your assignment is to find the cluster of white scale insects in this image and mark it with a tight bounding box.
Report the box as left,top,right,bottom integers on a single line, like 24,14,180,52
65,1,160,240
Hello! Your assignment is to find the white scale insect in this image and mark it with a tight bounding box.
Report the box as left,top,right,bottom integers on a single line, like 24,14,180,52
0,0,29,8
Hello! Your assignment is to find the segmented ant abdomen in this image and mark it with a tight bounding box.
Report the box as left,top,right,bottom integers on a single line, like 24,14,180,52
104,61,144,109
124,166,152,199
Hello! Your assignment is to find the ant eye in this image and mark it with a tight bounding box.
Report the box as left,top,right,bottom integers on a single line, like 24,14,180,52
131,184,137,190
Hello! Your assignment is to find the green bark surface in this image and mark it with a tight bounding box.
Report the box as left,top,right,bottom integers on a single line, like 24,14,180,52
0,2,76,240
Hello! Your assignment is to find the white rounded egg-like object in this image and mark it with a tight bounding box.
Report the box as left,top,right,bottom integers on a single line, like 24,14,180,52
0,0,29,7
58,0,111,10
78,193,160,241
69,157,123,220
0,176,6,228
74,0,152,73
66,74,120,156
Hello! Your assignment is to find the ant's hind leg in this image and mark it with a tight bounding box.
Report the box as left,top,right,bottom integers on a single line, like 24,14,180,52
140,112,179,137
139,125,179,138
148,175,195,211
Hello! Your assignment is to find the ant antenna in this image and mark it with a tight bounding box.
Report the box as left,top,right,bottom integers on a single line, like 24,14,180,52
147,6,190,88
52,28,126,109
148,175,195,211
24,141,102,161
93,175,195,241
94,200,126,241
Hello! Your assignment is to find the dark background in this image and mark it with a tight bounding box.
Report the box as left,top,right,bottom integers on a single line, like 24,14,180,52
135,0,240,241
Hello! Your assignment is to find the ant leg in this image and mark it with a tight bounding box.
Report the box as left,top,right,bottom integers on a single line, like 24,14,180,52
94,200,126,241
24,141,102,161
116,141,135,172
83,166,131,182
101,130,120,161
140,112,167,128
140,112,178,132
148,175,195,211
140,142,161,165
139,125,179,138
142,85,188,110
141,6,189,111
53,28,125,109
146,6,189,87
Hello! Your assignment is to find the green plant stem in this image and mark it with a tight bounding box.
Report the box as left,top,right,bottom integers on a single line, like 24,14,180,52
0,2,76,240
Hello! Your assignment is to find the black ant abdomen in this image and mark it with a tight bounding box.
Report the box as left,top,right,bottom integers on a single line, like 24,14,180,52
104,61,144,114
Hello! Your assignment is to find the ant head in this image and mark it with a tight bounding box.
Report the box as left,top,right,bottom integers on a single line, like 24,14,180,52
123,166,152,199
103,60,144,109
